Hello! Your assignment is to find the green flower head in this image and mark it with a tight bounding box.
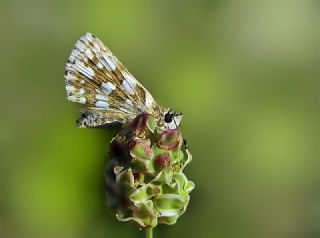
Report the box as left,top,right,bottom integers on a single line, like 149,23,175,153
107,114,194,228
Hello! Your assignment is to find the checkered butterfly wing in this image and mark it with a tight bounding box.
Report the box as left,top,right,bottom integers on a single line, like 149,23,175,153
64,33,159,128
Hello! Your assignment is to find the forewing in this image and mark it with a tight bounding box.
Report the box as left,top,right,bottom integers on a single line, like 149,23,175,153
64,33,158,127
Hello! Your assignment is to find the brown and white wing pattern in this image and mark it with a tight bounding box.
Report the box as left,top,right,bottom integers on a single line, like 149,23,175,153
64,33,160,127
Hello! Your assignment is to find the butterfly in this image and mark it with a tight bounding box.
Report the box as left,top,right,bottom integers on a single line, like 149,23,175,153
64,33,183,130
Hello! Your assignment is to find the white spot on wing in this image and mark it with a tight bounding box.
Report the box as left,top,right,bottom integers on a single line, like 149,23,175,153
125,99,133,106
121,72,137,95
92,40,102,51
102,54,117,70
121,80,134,95
101,82,116,94
138,102,145,110
67,96,86,104
66,85,76,92
75,41,85,52
145,92,154,109
79,97,86,104
95,94,108,101
71,60,95,79
123,72,137,85
84,33,94,42
119,107,130,113
95,100,109,108
78,88,85,95
85,33,103,51
85,49,94,60
65,73,77,81
97,62,103,69
67,95,77,102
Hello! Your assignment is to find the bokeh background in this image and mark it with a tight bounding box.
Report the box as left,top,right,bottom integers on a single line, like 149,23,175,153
1,0,320,238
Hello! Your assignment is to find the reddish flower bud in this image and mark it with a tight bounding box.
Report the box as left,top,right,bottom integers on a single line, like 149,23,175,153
157,129,182,150
154,153,171,171
129,139,153,160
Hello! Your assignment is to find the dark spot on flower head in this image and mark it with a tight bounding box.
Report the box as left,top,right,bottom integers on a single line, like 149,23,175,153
128,139,137,150
110,139,132,164
133,172,141,180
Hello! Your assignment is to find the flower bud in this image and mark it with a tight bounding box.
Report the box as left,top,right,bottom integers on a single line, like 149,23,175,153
157,129,182,150
153,152,170,171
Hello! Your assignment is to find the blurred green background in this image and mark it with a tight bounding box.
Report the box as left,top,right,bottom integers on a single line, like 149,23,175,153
1,0,320,237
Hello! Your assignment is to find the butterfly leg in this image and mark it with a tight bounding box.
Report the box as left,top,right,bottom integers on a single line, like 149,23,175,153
183,139,188,149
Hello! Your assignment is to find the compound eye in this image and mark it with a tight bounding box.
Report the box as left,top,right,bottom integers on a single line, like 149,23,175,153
164,113,174,123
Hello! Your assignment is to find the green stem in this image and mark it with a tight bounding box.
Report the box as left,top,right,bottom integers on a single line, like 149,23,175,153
146,228,153,238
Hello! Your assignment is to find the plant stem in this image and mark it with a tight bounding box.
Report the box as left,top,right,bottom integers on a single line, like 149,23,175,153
146,228,153,238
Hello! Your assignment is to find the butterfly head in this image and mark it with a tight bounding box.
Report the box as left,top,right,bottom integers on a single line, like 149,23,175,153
162,108,183,129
